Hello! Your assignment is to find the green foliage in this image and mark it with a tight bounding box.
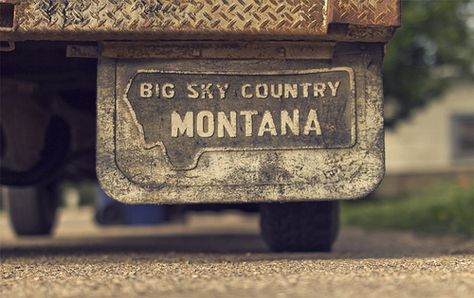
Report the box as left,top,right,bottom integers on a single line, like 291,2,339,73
342,182,474,237
383,0,474,126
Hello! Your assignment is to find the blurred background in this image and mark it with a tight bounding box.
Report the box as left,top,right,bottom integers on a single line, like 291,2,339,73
1,0,473,239
342,0,474,237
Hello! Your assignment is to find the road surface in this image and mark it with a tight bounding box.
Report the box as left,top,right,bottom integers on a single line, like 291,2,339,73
1,208,473,298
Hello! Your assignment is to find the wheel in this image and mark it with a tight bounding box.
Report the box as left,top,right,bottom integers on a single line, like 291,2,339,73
5,184,60,236
260,201,339,252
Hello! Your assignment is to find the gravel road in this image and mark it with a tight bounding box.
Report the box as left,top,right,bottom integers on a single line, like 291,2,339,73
1,208,473,298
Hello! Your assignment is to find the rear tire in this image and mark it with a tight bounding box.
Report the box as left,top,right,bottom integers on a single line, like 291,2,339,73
6,184,59,236
260,201,339,252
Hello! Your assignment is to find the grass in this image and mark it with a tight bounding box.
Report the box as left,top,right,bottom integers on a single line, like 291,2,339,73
341,182,474,237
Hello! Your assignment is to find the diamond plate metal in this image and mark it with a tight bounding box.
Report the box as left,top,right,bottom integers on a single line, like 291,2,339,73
2,0,400,41
15,0,328,35
332,0,400,26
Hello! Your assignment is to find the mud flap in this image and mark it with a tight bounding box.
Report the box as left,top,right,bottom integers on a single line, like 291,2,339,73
96,42,385,204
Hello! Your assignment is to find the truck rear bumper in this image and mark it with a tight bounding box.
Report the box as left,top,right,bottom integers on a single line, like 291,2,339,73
1,0,399,42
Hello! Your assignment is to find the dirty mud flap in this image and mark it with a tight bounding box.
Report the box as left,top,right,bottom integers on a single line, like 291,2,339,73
96,43,385,204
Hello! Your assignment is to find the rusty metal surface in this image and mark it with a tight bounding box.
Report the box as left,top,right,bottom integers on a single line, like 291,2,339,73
100,41,336,60
9,0,329,36
1,0,400,41
332,0,400,26
96,42,385,204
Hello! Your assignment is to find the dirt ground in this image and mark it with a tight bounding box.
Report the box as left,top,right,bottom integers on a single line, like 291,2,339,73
1,208,473,298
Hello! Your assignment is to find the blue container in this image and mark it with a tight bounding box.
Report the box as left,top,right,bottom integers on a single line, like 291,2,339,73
95,187,167,225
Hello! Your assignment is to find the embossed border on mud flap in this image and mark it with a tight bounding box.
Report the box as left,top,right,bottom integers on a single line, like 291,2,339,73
119,67,356,171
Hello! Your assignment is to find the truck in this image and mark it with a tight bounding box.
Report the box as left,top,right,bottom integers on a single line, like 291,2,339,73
0,0,400,251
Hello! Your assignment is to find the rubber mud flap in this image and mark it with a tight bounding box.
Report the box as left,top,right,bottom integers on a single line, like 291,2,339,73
96,43,386,204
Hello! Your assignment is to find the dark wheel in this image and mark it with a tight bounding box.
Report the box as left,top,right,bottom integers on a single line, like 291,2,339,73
260,201,339,252
6,184,60,236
